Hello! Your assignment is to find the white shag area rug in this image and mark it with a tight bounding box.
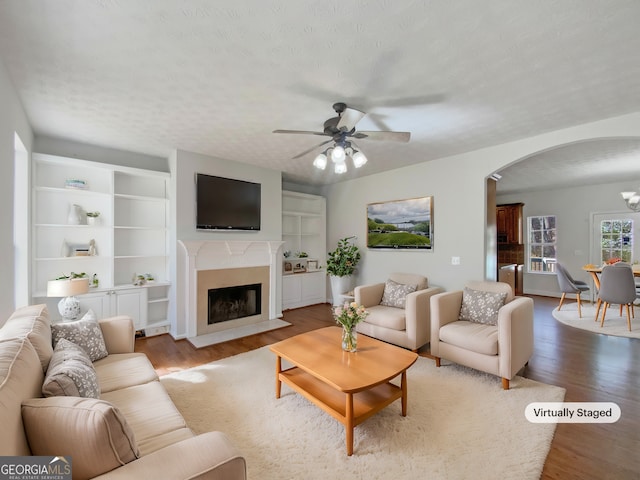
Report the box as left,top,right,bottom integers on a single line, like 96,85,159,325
552,303,640,339
160,346,565,480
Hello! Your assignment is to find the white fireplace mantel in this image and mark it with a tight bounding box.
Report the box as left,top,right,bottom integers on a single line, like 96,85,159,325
178,240,284,339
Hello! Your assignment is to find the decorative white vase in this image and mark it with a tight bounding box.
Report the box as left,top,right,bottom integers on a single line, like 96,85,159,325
329,275,354,306
67,204,82,225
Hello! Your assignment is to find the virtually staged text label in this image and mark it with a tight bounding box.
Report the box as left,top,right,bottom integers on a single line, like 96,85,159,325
525,402,620,423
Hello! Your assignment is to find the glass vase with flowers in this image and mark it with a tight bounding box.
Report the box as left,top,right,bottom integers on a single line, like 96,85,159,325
333,302,369,352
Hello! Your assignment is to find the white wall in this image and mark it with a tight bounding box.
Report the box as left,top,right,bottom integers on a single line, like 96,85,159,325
169,149,283,338
0,59,33,322
322,155,487,292
498,180,640,297
34,136,168,172
324,112,640,293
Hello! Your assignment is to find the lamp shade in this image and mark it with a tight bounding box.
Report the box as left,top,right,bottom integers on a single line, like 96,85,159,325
47,278,90,297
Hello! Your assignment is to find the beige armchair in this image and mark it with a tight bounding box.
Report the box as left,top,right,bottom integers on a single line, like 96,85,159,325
354,273,443,351
430,281,534,390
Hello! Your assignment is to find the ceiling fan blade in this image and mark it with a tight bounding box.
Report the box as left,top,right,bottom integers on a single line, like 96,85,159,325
273,129,329,136
291,139,333,159
337,107,365,131
354,131,411,142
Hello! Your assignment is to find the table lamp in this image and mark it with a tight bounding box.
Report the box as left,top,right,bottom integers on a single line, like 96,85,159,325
47,277,90,321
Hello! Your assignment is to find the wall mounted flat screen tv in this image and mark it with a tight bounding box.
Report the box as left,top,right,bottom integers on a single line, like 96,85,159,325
196,173,261,231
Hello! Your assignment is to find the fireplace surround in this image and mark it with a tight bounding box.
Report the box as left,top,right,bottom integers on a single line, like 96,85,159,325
196,265,269,336
179,240,284,340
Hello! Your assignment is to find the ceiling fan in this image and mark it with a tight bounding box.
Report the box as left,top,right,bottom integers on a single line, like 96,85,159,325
273,102,410,173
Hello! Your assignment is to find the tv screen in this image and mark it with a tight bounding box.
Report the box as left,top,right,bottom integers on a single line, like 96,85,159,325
196,173,261,231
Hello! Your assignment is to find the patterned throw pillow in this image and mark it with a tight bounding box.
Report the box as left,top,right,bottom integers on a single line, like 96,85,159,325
42,338,100,398
380,279,418,308
458,287,507,325
51,316,108,361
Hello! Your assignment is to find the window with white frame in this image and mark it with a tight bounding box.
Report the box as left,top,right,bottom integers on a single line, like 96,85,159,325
599,219,633,263
528,215,557,273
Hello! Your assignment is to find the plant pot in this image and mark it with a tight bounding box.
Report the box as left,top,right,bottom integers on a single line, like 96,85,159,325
329,275,354,306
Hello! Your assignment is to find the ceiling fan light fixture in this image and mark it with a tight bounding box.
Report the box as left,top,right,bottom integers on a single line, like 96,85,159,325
621,190,640,211
313,152,327,170
352,150,367,168
334,162,347,174
331,145,346,163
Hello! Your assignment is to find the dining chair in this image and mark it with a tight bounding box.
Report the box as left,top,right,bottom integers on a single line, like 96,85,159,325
595,262,636,331
555,263,590,318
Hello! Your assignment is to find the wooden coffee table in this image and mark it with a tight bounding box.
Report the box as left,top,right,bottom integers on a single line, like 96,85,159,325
269,326,418,455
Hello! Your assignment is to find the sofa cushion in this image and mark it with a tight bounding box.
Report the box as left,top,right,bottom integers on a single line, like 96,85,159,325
52,317,108,361
439,320,499,355
0,304,52,372
22,396,139,479
362,305,406,331
101,381,191,456
94,353,159,394
42,338,100,398
0,337,44,455
458,287,507,326
380,279,417,308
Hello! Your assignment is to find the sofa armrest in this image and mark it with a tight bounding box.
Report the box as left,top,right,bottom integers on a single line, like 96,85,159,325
354,283,385,307
404,286,444,345
98,316,135,354
497,297,534,380
429,290,463,355
92,431,246,480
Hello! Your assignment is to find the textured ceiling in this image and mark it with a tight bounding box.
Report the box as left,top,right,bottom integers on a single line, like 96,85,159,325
1,0,640,189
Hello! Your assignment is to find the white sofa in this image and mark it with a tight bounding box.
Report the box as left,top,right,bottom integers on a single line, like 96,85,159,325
0,304,246,480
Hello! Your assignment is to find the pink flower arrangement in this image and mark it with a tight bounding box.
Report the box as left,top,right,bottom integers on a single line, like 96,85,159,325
333,302,368,330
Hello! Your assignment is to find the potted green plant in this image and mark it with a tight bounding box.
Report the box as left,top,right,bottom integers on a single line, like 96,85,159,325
86,211,100,225
326,236,361,305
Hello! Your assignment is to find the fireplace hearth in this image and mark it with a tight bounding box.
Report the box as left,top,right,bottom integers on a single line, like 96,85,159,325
208,283,262,324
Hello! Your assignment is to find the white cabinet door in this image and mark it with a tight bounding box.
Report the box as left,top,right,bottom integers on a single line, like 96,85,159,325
76,288,147,329
113,289,147,329
282,275,301,309
282,272,326,310
79,291,111,319
301,271,326,304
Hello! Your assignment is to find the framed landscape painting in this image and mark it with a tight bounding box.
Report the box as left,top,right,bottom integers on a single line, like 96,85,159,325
367,196,433,250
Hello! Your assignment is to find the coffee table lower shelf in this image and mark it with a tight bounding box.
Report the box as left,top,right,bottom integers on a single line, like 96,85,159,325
278,366,405,455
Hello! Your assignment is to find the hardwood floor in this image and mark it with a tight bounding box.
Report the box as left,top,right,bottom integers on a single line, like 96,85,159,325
135,296,640,479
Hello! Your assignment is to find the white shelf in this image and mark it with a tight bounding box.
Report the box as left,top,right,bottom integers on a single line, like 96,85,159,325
282,191,326,310
32,153,170,333
148,297,169,304
282,210,323,217
35,224,110,228
114,193,167,202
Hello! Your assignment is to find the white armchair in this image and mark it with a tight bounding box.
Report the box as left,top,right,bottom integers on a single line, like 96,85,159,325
354,273,443,351
430,281,534,389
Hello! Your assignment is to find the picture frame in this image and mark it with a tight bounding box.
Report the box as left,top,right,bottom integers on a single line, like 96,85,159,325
306,259,318,271
367,196,433,250
283,261,293,274
293,261,306,273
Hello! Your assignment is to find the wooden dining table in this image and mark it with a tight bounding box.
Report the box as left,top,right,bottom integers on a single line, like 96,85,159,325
582,264,640,290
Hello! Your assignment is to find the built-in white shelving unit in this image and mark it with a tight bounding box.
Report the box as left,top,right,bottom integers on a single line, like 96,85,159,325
31,153,170,334
281,190,326,310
